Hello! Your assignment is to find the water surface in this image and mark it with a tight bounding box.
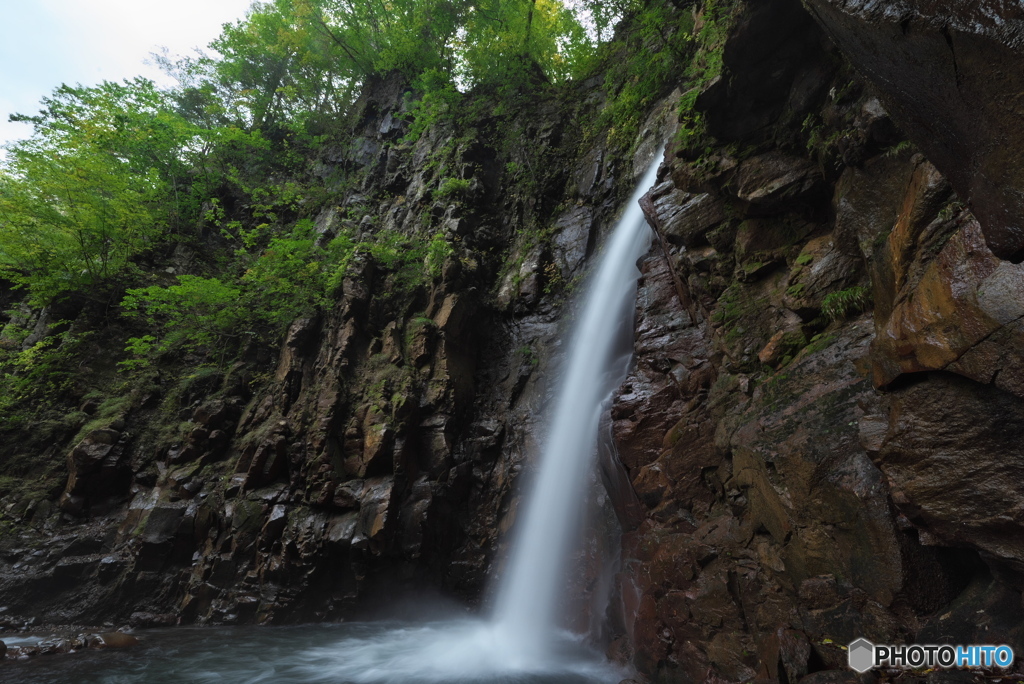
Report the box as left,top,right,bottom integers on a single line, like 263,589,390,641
5,620,625,684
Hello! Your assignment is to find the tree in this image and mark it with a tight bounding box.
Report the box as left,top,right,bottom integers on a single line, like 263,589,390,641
0,80,188,303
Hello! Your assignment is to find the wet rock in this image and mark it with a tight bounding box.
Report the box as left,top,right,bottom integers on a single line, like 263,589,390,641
353,411,393,478
332,479,363,510
551,205,595,276
260,504,288,548
734,152,825,213
784,235,862,317
802,0,1024,260
59,431,132,514
797,672,865,684
128,612,177,628
833,153,917,262
87,428,120,445
777,628,811,683
879,372,1024,565
192,399,239,430
87,631,139,648
496,245,546,310
757,327,807,367
872,216,1024,396
735,216,815,259
643,181,727,248
612,251,710,475
354,476,396,550
238,435,289,490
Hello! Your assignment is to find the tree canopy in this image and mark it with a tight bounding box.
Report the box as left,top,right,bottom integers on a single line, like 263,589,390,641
0,0,700,384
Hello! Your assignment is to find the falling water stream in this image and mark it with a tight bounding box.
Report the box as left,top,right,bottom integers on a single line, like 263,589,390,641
492,158,658,656
10,161,660,684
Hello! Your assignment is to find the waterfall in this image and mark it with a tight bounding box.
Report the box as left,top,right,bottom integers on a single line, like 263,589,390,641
492,159,660,658
280,159,662,684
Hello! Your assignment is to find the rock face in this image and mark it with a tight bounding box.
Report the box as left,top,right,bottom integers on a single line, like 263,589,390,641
0,59,680,633
601,0,1024,680
3,1,1024,682
801,0,1024,260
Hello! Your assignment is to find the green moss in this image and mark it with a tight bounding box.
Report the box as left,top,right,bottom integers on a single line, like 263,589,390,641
712,282,766,339
802,332,838,357
786,283,806,298
71,394,133,444
675,0,741,151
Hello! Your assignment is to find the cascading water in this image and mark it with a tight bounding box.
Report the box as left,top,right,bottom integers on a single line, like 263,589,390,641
492,159,659,659
17,160,663,684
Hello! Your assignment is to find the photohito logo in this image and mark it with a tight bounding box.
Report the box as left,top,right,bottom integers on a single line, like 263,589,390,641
848,638,1015,673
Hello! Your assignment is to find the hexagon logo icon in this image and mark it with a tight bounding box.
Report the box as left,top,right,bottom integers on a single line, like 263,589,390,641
848,638,875,673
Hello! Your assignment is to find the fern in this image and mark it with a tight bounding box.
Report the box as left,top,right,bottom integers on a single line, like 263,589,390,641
821,286,871,320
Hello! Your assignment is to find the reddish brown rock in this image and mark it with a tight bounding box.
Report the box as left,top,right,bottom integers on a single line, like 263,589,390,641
878,372,1024,564
92,632,139,648
872,216,1024,396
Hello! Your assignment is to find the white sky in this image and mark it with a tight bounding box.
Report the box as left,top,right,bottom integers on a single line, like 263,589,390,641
0,0,254,149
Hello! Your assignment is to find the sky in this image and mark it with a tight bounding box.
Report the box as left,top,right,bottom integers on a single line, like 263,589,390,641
0,0,254,149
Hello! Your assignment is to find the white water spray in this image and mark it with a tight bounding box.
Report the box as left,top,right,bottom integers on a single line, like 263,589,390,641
492,159,659,658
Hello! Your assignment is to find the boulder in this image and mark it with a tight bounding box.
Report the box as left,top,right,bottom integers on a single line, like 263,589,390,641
60,431,131,514
642,181,727,248
872,216,1024,397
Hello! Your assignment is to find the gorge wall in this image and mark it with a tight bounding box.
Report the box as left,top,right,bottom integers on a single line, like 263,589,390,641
1,1,1024,682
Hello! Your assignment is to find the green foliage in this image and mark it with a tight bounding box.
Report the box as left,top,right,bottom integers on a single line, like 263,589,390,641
122,275,245,362
517,344,540,366
365,228,448,291
455,0,596,86
119,214,456,369
425,231,455,279
401,70,463,144
0,81,177,303
70,393,132,444
0,0,674,397
675,0,737,149
802,114,848,161
937,199,966,222
597,0,694,149
0,79,276,306
121,215,359,367
239,219,329,318
0,326,90,430
884,139,916,158
821,286,870,321
436,177,471,200
162,0,606,142
159,0,361,132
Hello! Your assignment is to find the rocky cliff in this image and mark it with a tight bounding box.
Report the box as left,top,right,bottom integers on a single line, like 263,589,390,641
2,0,1024,682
